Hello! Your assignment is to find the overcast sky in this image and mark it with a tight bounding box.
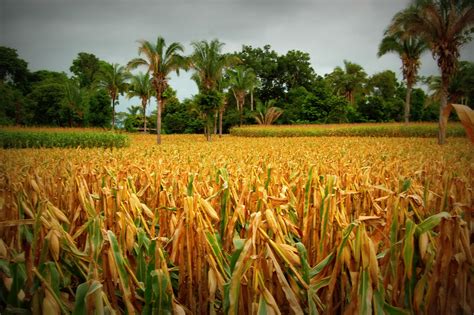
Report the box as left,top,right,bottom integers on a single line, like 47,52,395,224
2,0,473,113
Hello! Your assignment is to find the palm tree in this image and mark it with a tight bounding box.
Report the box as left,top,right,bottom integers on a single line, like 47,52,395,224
388,0,474,144
228,67,257,126
378,34,428,123
216,76,230,137
255,100,283,125
127,72,154,133
424,61,473,106
190,40,239,140
326,60,367,105
128,37,185,144
98,63,128,129
190,40,238,92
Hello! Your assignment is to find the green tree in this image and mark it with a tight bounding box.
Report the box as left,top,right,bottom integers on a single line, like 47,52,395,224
127,72,154,132
128,37,186,144
0,46,29,92
285,79,350,124
87,89,112,127
237,45,281,102
27,73,68,125
97,63,128,129
326,60,367,105
389,0,474,144
424,61,474,108
70,52,101,88
254,100,283,125
367,70,399,100
277,50,316,92
162,96,202,134
62,79,86,127
0,82,31,125
190,39,238,140
378,33,428,123
228,66,257,126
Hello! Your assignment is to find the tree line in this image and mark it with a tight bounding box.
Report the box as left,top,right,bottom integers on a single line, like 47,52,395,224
1,0,473,144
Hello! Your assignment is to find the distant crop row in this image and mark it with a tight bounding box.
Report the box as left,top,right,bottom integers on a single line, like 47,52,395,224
230,123,466,138
0,129,129,148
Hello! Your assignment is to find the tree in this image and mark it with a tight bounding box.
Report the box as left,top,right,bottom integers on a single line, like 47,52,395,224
62,79,86,127
194,90,223,141
0,46,29,92
378,33,428,123
326,60,367,105
70,52,101,88
389,0,474,144
277,50,316,92
424,61,474,107
128,37,186,144
127,72,154,132
190,40,238,91
0,82,31,125
27,75,67,126
216,76,230,137
254,100,283,125
97,63,128,129
236,45,281,102
87,89,112,127
228,66,257,126
190,39,238,140
367,70,399,100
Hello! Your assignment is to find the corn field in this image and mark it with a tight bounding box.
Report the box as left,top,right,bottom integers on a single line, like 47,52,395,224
0,134,473,314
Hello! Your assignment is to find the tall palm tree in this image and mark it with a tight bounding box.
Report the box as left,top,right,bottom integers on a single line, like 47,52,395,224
128,37,185,144
389,0,474,144
190,40,238,92
326,60,367,105
190,40,239,140
378,34,428,123
216,76,230,137
127,72,154,133
228,66,257,126
98,63,128,129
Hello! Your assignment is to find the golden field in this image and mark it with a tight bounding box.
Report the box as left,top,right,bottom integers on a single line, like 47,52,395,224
0,134,473,314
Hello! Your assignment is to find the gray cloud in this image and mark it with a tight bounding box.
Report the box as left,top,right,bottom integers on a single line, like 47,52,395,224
2,0,473,112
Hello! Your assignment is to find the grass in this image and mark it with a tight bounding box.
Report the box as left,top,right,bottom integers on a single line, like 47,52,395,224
230,122,467,138
0,134,472,314
0,128,129,148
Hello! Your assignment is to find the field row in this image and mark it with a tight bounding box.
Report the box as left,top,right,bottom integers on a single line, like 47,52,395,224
0,129,129,149
230,123,466,138
0,135,473,314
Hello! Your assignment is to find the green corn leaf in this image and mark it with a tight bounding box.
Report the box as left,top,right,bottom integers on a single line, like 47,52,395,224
415,212,450,236
310,252,334,278
296,242,310,283
403,219,416,279
383,303,410,315
72,282,89,315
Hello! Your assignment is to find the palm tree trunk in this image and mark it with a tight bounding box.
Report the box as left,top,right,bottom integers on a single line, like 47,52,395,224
156,93,162,145
142,98,147,133
219,108,223,138
250,91,254,111
214,110,217,135
111,98,115,129
438,77,450,145
404,84,412,124
206,119,212,142
239,104,243,127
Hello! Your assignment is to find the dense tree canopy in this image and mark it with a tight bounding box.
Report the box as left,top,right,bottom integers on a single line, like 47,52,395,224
1,34,472,132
